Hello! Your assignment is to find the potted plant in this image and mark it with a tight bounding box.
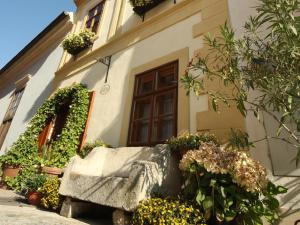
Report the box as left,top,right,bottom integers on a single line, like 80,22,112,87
129,0,168,17
166,133,219,157
39,146,63,176
0,153,23,181
179,142,287,225
25,174,46,206
62,29,96,56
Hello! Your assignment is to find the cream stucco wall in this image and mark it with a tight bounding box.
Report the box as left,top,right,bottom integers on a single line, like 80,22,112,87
53,0,300,221
55,11,202,147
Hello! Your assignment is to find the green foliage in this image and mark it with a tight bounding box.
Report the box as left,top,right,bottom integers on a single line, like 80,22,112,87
129,0,160,7
226,129,254,150
166,133,219,153
40,176,62,211
183,162,287,225
132,198,207,225
24,173,47,192
181,0,300,157
62,29,95,55
129,0,167,16
0,83,89,169
5,166,38,193
0,153,25,168
78,139,110,158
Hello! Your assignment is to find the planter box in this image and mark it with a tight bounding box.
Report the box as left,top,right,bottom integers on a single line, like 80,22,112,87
133,0,166,16
42,166,63,176
67,45,90,56
66,36,96,56
2,166,21,179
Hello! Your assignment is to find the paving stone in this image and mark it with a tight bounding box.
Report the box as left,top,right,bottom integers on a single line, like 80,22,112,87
0,189,113,225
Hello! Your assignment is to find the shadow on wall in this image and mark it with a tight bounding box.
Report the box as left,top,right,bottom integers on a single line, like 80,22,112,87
0,51,48,102
23,48,62,122
272,175,300,224
77,43,131,147
24,81,54,122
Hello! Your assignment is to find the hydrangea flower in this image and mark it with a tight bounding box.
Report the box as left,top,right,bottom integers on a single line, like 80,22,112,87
179,142,268,193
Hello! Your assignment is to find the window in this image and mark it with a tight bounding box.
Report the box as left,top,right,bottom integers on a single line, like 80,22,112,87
37,92,95,151
38,100,71,152
86,1,105,34
128,61,178,146
0,88,25,149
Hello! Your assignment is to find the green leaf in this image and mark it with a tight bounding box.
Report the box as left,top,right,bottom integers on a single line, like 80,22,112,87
264,197,279,210
276,186,288,194
202,197,214,210
196,189,206,205
224,210,237,222
220,186,226,198
289,25,298,35
210,179,217,187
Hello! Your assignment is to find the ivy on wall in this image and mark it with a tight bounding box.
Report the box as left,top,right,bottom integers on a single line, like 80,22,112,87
0,83,90,168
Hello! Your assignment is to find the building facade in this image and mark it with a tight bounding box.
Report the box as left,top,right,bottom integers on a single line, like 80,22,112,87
0,12,73,154
53,0,300,222
1,0,299,223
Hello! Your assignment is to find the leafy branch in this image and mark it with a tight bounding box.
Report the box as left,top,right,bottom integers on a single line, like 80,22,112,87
181,0,300,163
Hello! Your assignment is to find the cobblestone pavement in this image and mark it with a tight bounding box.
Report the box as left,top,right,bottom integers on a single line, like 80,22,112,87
0,189,112,225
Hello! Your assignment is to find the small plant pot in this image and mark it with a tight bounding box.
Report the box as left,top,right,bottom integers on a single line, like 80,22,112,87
42,166,63,176
27,191,42,206
2,165,21,179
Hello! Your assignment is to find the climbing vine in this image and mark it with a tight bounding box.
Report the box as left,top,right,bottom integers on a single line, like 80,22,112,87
0,83,90,168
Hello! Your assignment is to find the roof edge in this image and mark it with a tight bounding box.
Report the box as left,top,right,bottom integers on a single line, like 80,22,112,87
0,12,70,74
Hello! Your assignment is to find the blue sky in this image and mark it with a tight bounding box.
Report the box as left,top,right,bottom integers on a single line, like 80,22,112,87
0,1,76,69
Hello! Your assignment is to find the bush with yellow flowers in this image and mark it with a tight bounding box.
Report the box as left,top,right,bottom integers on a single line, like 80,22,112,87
40,176,62,211
132,198,206,225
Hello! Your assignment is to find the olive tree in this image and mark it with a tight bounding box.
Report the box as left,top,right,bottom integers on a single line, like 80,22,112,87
181,0,300,159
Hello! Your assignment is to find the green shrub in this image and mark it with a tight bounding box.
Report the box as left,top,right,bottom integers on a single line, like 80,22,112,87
5,166,38,193
40,176,62,211
132,198,206,225
24,173,46,192
62,30,95,55
0,84,90,170
129,0,161,7
0,151,26,167
179,142,287,224
129,0,167,17
78,140,110,158
166,133,219,153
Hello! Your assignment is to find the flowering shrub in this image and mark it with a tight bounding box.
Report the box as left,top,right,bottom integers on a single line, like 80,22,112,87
129,0,167,17
130,0,157,7
132,198,206,225
40,176,62,211
180,142,287,224
62,30,95,55
166,133,219,154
